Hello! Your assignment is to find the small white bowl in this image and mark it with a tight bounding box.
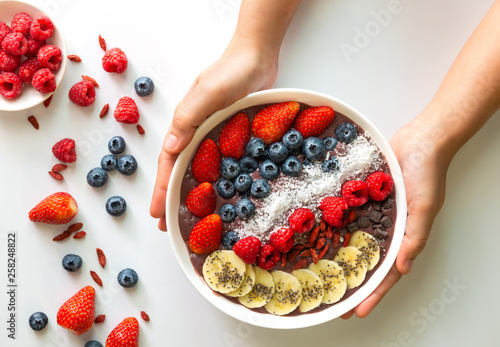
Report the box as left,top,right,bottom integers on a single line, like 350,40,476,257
166,88,407,329
0,0,67,112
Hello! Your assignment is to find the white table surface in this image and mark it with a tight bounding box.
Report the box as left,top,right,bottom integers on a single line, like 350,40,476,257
1,0,499,346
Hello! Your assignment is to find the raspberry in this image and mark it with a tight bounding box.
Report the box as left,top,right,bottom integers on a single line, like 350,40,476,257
30,16,54,40
0,22,11,43
11,12,33,37
269,228,294,252
233,236,261,264
0,50,21,72
114,96,140,124
68,80,96,107
52,138,77,163
1,32,28,56
341,180,369,207
0,72,22,99
38,45,62,71
102,47,128,74
257,244,280,270
318,196,348,228
32,68,56,93
366,171,394,201
18,58,41,84
288,208,315,234
25,39,46,58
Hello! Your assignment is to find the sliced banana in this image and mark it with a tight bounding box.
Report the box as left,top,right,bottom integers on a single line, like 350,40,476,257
202,250,246,294
349,231,380,271
334,246,368,289
238,266,275,308
264,271,303,316
308,260,347,304
226,264,256,297
291,269,324,313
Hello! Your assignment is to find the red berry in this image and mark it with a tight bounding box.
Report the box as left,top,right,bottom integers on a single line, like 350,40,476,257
11,12,32,37
24,38,46,58
114,96,139,123
257,243,280,270
28,192,79,225
233,236,261,264
56,286,95,336
219,112,250,159
68,80,95,107
32,68,56,94
251,101,300,145
30,16,54,40
0,72,22,99
318,196,348,228
0,22,11,43
341,180,369,207
185,182,217,218
0,50,20,72
366,171,394,201
191,139,221,183
288,208,315,234
293,106,336,138
52,138,77,163
1,32,28,56
38,44,62,71
106,317,139,347
102,47,128,74
269,228,294,252
188,214,223,255
18,58,41,84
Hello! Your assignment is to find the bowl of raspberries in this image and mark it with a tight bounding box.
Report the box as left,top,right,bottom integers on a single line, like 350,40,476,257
0,1,67,111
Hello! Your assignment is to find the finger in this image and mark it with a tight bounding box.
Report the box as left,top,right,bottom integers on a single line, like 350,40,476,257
158,216,167,232
340,309,355,320
150,146,178,220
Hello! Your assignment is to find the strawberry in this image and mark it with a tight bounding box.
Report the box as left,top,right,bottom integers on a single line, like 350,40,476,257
56,286,95,336
188,214,223,254
29,192,78,224
191,139,221,183
318,196,348,228
218,112,250,159
106,317,139,347
185,182,216,218
293,106,335,138
251,101,300,145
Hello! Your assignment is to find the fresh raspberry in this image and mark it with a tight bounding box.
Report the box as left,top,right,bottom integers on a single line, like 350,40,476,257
288,208,315,233
341,180,369,207
1,32,28,56
102,47,128,74
37,44,62,71
52,138,77,163
11,12,33,37
0,22,11,43
114,96,139,124
257,244,280,270
30,16,54,40
18,57,41,84
24,38,46,58
0,72,22,99
32,68,56,93
366,171,394,201
233,236,261,264
318,196,349,228
0,50,21,72
68,80,95,107
269,228,294,252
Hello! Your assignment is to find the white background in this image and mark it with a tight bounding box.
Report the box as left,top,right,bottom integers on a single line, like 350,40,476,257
0,0,499,346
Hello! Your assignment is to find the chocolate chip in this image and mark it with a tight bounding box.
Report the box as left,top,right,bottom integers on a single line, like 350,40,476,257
372,223,383,229
347,222,359,233
373,228,387,239
373,201,382,211
382,197,393,210
381,216,393,229
370,210,382,223
360,202,371,210
357,216,370,228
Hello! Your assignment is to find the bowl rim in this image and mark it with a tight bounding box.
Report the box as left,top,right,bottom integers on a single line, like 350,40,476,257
166,88,407,329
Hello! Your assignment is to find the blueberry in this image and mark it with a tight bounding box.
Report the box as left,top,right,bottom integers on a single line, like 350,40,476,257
85,341,103,347
250,179,271,199
100,154,117,172
219,204,236,223
134,76,154,97
216,179,236,199
62,254,83,272
302,137,326,162
259,159,279,180
221,231,240,250
117,155,138,176
323,137,338,151
282,130,303,150
106,196,127,216
268,142,289,163
87,167,108,187
234,173,253,192
235,198,256,219
108,136,126,155
220,158,240,180
29,312,48,331
335,123,358,143
117,268,139,288
239,156,259,173
302,158,312,166
281,156,303,177
322,157,340,172
245,138,266,158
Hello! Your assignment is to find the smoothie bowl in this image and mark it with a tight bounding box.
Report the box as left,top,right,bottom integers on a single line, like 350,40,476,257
166,88,406,329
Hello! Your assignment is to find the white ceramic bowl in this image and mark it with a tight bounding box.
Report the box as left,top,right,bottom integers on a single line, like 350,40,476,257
166,88,407,329
0,0,67,112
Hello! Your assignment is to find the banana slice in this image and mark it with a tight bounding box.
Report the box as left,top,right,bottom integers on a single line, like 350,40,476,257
308,260,347,304
334,246,368,289
202,250,246,294
226,264,256,297
264,271,303,316
238,266,275,308
349,231,380,271
291,269,324,313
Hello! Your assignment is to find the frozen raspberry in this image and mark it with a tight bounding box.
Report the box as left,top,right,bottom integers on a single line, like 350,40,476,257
0,22,11,43
0,50,21,72
38,45,62,71
1,32,28,56
257,244,280,270
269,228,294,252
341,180,369,207
52,138,77,163
30,16,54,40
0,72,22,99
366,171,394,202
68,80,95,107
233,236,261,264
18,58,41,84
319,196,348,228
288,208,315,234
114,96,139,124
32,68,56,93
102,47,128,74
24,38,46,58
11,12,33,37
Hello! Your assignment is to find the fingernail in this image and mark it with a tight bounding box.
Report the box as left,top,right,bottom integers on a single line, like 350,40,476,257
404,260,413,274
164,134,178,152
